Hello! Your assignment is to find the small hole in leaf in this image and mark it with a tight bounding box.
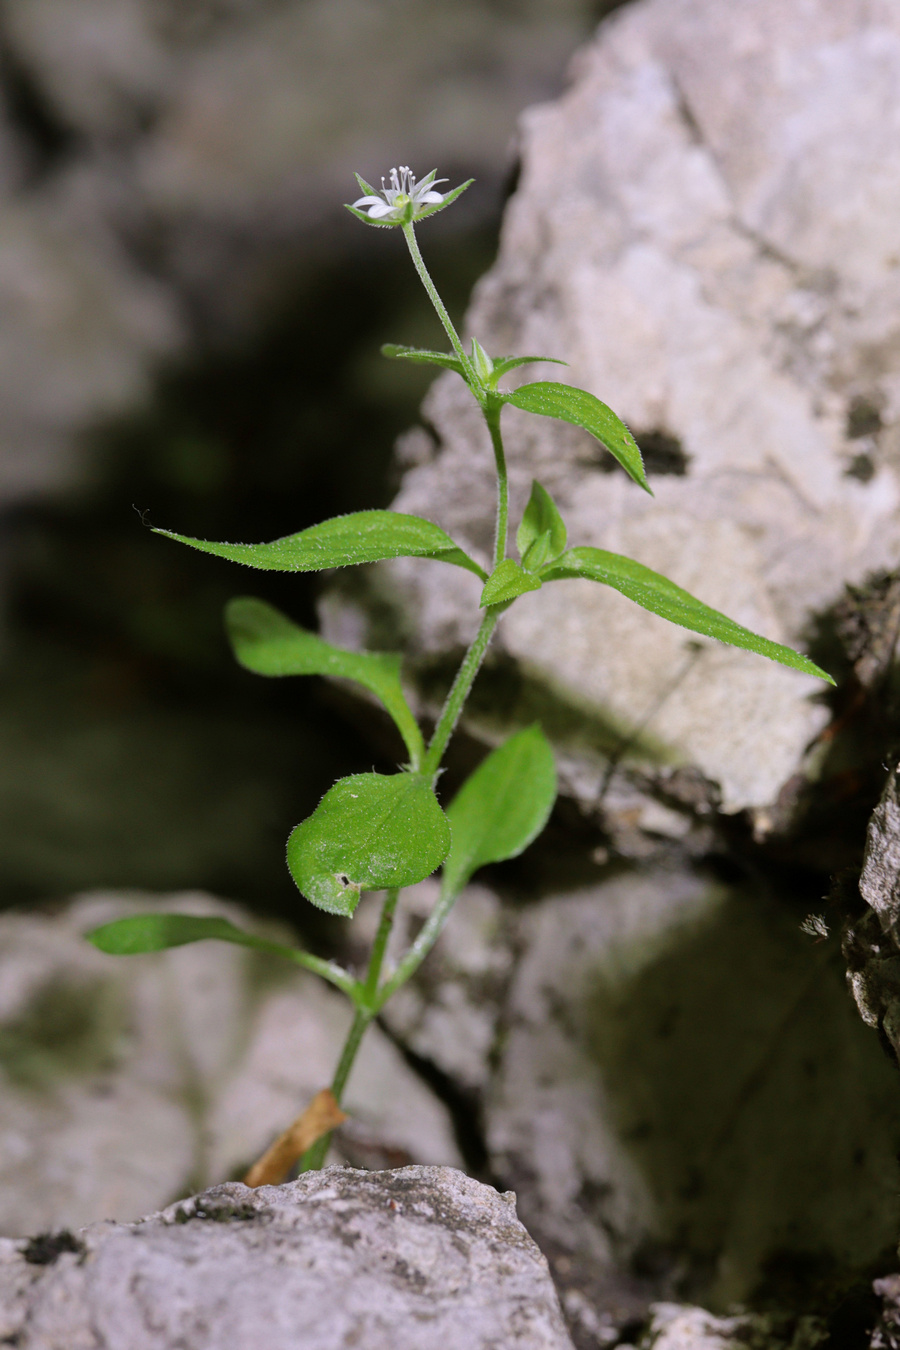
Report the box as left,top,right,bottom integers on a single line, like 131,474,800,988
337,874,351,888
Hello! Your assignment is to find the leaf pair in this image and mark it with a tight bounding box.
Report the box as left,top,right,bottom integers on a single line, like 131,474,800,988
86,726,558,955
383,342,650,493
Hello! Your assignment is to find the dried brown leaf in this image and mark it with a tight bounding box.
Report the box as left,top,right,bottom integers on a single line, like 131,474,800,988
243,1089,347,1188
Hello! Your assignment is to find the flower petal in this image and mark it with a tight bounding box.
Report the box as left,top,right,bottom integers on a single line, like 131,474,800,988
367,202,396,218
353,195,385,208
418,191,444,204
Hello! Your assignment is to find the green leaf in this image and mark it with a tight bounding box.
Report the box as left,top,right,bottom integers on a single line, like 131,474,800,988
442,725,557,895
287,772,451,916
413,178,474,222
544,547,835,683
381,344,465,376
490,355,568,382
470,337,494,383
225,597,424,766
504,382,651,495
87,913,300,961
85,912,358,996
516,480,567,570
155,510,487,581
480,558,543,607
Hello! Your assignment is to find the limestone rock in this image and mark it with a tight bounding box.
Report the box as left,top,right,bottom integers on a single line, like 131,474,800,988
0,892,461,1236
485,868,900,1307
642,1303,826,1350
0,1167,575,1350
384,0,900,818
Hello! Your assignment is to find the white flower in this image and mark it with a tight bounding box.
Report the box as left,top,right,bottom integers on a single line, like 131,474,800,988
351,166,447,223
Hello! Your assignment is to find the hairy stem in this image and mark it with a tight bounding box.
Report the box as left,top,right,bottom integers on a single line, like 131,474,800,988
299,888,399,1171
402,223,479,390
376,882,460,1009
485,402,508,568
423,608,500,777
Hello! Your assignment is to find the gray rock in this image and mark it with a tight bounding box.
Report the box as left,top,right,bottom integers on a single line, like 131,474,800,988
642,1303,826,1350
0,1166,575,1350
381,0,900,821
485,868,900,1307
0,893,461,1235
844,762,900,1062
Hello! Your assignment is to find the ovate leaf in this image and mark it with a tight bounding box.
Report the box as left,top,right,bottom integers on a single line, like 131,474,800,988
155,510,487,581
504,382,651,494
442,725,557,895
287,773,451,917
225,597,424,766
516,480,567,569
480,558,543,607
544,547,834,682
381,344,465,376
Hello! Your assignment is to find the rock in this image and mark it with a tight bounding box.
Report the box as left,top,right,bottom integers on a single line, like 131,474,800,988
642,1303,826,1350
0,1166,575,1350
872,1274,900,1350
0,892,461,1235
485,867,900,1307
382,0,900,820
844,761,900,1062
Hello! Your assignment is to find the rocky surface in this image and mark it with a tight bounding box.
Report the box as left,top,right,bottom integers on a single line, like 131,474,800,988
0,1166,575,1350
483,867,900,1311
641,1303,826,1350
0,892,461,1235
372,0,900,823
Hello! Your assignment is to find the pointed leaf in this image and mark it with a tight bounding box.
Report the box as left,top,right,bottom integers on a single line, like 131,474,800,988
544,547,835,682
287,773,451,916
381,344,465,376
480,558,543,607
225,598,424,765
516,480,567,567
413,179,474,222
443,725,557,895
504,382,651,494
155,510,487,581
491,355,568,381
521,530,553,573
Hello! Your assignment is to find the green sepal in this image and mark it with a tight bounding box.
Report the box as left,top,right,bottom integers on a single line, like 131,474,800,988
381,344,465,376
442,725,557,896
154,510,487,581
544,547,835,683
287,772,451,916
354,172,380,199
504,382,651,494
480,558,543,607
225,597,424,767
412,179,474,222
516,481,567,569
344,204,397,229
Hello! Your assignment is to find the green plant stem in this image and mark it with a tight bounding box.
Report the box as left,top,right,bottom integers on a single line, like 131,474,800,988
485,401,508,568
423,608,500,777
402,222,479,390
376,882,459,1009
363,888,399,1005
299,887,399,1171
